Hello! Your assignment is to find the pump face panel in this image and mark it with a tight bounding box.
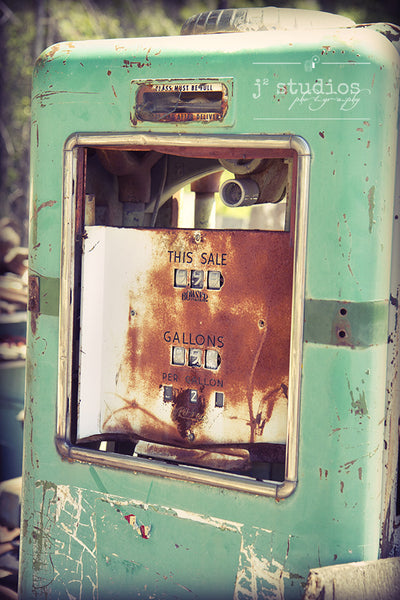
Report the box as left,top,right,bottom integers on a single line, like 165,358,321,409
78,227,292,447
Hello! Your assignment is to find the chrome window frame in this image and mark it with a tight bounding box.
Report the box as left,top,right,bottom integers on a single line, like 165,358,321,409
57,132,310,498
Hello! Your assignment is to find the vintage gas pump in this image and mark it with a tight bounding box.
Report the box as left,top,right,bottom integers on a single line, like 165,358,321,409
20,7,400,599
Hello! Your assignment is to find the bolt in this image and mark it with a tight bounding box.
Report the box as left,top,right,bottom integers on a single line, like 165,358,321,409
194,231,202,243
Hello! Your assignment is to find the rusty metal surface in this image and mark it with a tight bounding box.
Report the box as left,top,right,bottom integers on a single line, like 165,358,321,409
78,226,293,446
135,440,251,471
28,275,39,314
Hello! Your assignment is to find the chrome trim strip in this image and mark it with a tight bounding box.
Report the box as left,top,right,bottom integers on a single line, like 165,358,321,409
58,143,78,445
58,133,310,498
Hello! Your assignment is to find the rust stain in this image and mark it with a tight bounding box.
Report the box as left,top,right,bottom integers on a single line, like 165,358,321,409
43,44,61,61
246,326,267,442
338,458,357,473
28,276,39,335
171,389,207,441
254,382,288,439
358,467,362,480
36,199,56,214
340,481,344,493
102,228,293,447
122,57,151,71
35,42,76,71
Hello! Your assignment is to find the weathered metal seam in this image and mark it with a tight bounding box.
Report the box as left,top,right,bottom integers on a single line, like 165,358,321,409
57,143,77,446
303,298,389,347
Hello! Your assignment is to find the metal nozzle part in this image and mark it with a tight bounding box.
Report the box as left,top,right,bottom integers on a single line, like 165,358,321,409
219,178,260,207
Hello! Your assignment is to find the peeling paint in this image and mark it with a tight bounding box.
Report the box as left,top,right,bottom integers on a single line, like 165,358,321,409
124,514,151,539
349,385,368,417
234,540,290,600
29,482,306,599
166,506,243,533
368,185,376,233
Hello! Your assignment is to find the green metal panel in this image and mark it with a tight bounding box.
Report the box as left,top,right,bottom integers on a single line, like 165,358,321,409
20,15,400,600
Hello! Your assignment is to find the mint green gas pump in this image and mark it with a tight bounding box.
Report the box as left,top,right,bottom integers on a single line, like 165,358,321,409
20,7,400,599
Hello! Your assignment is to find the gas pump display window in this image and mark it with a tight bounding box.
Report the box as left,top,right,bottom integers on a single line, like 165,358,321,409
60,134,308,497
207,271,223,290
172,347,185,366
205,349,220,370
174,269,188,288
190,270,204,289
188,348,203,368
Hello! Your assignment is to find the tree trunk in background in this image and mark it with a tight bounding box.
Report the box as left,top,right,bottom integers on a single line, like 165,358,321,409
34,0,46,61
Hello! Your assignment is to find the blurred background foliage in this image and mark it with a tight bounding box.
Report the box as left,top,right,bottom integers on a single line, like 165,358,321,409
1,0,400,244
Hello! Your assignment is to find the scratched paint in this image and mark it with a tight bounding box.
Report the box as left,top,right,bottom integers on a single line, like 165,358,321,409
33,482,98,599
31,481,302,599
346,376,368,417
